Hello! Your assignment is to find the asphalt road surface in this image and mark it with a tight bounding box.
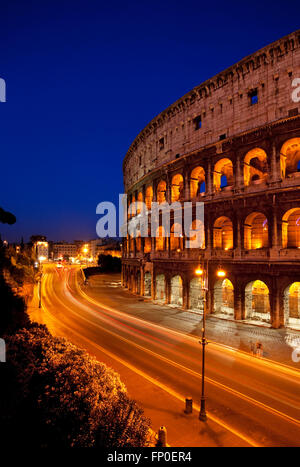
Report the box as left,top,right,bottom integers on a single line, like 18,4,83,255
31,264,300,447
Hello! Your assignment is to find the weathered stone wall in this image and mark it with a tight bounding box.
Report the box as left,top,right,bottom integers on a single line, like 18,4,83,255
123,30,300,191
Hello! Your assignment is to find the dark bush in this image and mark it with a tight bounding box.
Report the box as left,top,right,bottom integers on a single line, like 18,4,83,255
97,254,121,272
0,324,150,448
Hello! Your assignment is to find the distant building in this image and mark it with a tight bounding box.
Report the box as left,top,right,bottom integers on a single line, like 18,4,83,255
35,241,49,261
53,242,77,260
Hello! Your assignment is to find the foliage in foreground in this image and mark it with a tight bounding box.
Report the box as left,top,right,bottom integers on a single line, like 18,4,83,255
0,324,150,448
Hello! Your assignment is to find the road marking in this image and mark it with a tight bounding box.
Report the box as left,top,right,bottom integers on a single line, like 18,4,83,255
73,270,300,380
38,282,258,448
43,268,300,431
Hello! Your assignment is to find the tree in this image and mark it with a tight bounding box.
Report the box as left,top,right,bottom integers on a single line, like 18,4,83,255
0,324,150,448
0,207,16,225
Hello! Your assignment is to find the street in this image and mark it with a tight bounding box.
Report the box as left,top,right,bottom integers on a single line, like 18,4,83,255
29,263,300,447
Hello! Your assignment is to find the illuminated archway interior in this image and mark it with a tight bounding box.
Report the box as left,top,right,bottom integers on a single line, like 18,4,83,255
213,216,233,249
214,279,234,316
280,138,300,179
244,148,268,186
244,212,268,249
190,166,205,198
214,158,234,191
171,174,184,202
282,208,300,248
170,275,183,306
245,280,270,322
284,282,300,327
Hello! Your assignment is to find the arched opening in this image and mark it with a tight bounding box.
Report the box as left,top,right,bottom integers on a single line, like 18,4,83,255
128,195,136,219
155,226,166,251
157,180,166,204
214,158,234,192
136,271,141,294
284,282,300,328
214,279,234,316
145,186,153,210
188,219,205,249
190,166,205,198
137,192,143,215
280,138,300,179
144,272,152,297
170,223,183,251
213,217,233,250
171,174,184,202
155,274,166,302
189,277,204,312
282,208,300,248
244,148,268,186
136,232,142,252
245,280,270,322
170,275,183,306
244,212,269,250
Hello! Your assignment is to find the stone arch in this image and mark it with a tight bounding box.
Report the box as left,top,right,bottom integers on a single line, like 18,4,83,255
155,226,166,251
137,192,143,215
245,280,271,323
170,222,183,251
280,138,300,179
189,277,204,312
244,212,269,250
155,274,166,302
170,275,183,306
171,173,184,202
214,158,234,191
188,218,205,249
157,180,166,204
144,271,152,297
213,216,233,250
190,166,205,198
244,148,268,186
214,278,234,316
282,208,300,248
128,195,136,218
284,282,300,328
145,185,153,210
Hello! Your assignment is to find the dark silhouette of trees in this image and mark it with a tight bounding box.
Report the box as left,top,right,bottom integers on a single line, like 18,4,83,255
0,207,16,225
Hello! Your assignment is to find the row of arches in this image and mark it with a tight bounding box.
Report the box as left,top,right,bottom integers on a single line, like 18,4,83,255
128,138,300,214
127,208,300,252
152,274,300,327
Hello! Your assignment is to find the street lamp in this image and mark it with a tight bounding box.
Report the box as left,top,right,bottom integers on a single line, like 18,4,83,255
38,256,46,309
195,264,226,422
195,264,208,422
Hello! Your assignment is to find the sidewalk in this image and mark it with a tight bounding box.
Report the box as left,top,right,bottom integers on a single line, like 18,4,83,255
82,272,300,369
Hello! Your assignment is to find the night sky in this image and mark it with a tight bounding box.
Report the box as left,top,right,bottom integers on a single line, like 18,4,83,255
1,0,299,243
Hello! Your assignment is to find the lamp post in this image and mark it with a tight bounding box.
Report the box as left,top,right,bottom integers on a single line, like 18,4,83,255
195,263,226,422
38,256,46,309
195,263,208,422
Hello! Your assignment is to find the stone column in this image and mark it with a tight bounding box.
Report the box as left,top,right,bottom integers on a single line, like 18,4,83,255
270,142,281,183
184,168,190,200
271,280,281,329
140,266,145,296
207,161,213,195
235,154,243,190
183,278,189,310
234,281,243,320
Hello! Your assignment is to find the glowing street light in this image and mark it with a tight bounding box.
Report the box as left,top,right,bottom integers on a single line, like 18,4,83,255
217,269,226,278
195,264,208,422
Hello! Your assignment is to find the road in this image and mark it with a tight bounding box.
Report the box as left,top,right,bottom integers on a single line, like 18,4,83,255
31,263,300,447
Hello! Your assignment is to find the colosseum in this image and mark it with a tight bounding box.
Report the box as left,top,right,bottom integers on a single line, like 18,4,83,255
122,30,300,330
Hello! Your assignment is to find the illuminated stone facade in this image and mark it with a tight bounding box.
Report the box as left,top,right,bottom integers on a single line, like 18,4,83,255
122,30,300,329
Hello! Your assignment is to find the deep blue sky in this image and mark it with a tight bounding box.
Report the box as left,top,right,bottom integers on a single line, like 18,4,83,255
1,0,299,242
